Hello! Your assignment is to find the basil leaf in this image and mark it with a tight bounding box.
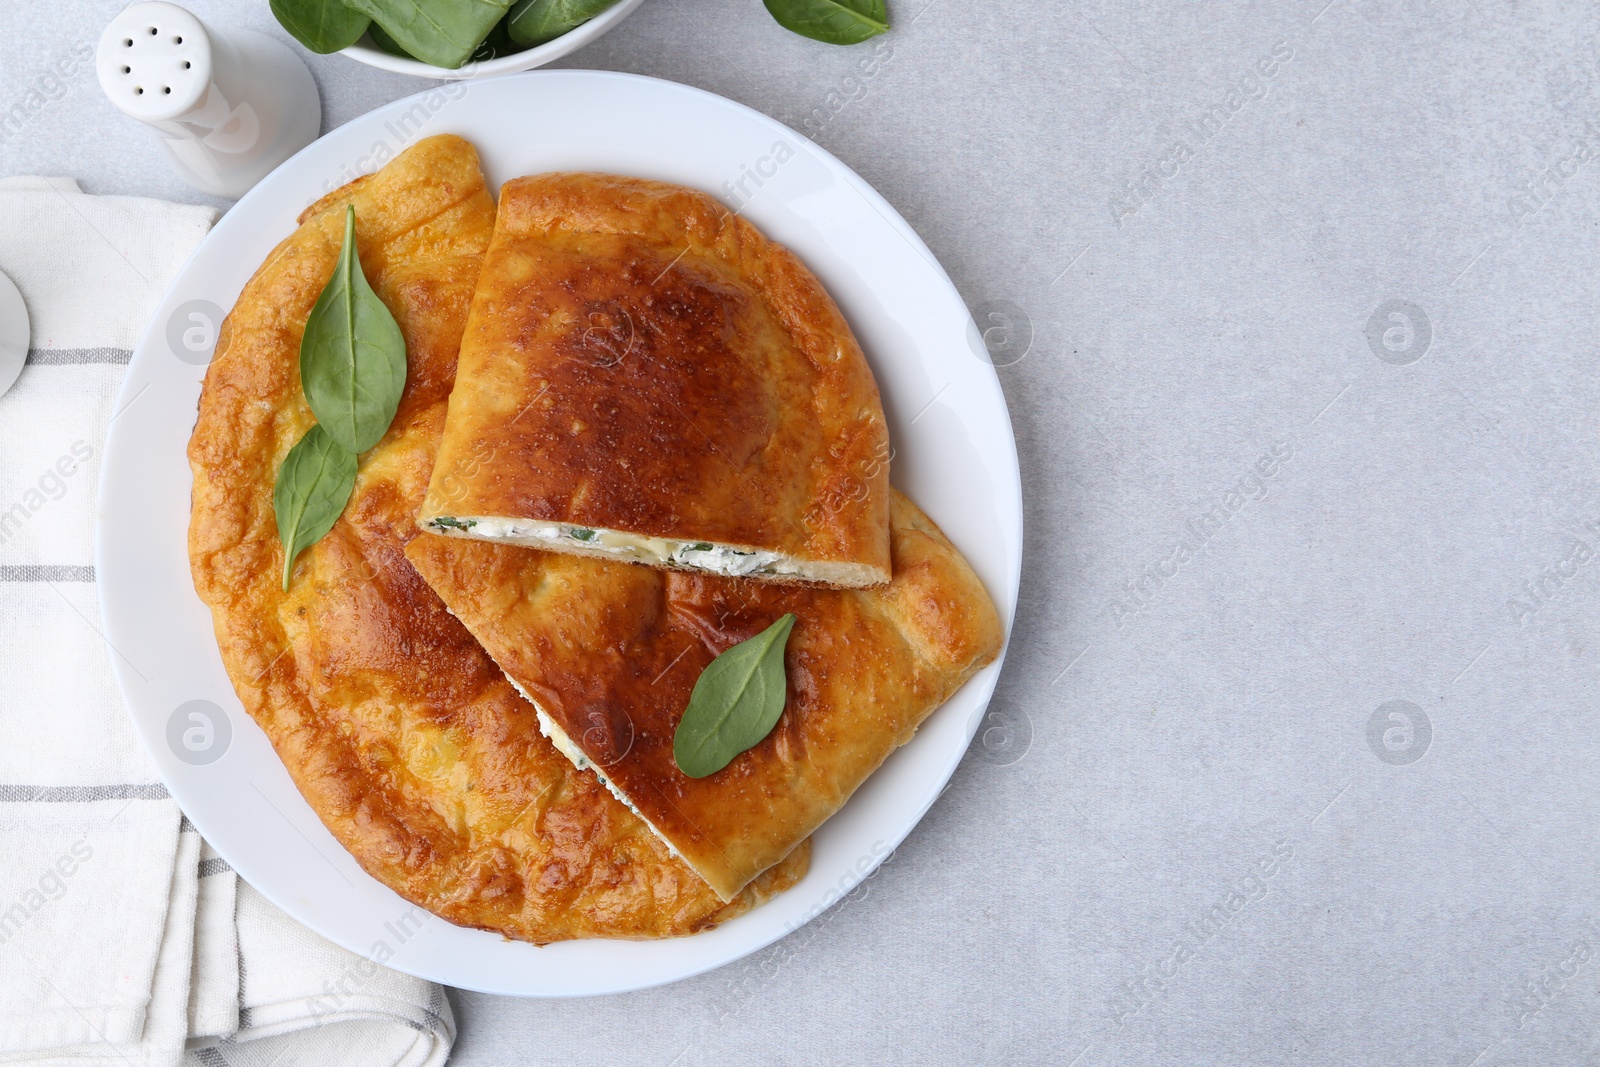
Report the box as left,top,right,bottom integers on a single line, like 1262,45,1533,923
506,0,621,47
271,0,372,53
674,613,796,779
376,8,525,62
365,19,415,57
300,205,407,454
474,16,533,60
343,0,512,68
763,0,888,44
273,424,359,592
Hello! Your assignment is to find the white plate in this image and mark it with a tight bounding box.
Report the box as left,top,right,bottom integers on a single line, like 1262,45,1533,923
339,0,646,79
0,268,27,398
96,71,1021,997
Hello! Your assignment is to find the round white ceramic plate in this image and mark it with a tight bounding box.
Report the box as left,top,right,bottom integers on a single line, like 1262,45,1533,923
97,71,1022,997
0,268,27,398
340,0,646,79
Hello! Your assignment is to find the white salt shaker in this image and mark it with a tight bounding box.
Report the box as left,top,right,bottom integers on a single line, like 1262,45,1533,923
96,2,321,199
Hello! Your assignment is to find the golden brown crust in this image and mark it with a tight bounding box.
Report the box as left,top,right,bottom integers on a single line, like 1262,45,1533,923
187,136,807,942
404,490,1002,901
418,172,892,586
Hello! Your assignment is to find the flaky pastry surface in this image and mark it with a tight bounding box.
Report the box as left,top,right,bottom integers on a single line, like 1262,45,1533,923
187,136,807,942
407,490,1001,901
418,172,892,588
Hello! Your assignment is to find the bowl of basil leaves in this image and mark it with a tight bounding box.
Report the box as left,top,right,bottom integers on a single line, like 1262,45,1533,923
269,0,647,78
271,0,891,77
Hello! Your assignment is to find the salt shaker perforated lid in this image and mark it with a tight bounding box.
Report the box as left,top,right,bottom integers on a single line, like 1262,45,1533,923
96,2,321,199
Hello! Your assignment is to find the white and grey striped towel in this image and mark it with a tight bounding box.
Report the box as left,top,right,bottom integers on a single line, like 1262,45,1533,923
0,177,454,1067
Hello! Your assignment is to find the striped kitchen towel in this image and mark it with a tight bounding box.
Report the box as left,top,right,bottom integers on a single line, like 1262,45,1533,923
0,177,454,1067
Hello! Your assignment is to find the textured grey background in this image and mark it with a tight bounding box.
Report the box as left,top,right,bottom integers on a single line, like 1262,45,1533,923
5,0,1600,1063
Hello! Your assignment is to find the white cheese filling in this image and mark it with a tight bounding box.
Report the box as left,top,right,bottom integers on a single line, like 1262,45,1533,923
428,516,797,578
522,696,689,867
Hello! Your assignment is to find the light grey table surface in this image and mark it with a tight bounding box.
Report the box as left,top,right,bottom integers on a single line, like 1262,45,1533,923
6,0,1600,1064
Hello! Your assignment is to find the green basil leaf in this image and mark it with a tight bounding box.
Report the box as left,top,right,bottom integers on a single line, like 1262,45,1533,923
473,15,533,60
762,0,888,44
271,0,372,53
505,0,621,47
674,613,796,778
300,205,407,454
273,424,359,592
343,0,512,68
365,19,415,57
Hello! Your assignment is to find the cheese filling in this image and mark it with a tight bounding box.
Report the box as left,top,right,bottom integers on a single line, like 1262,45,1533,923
427,516,795,578
525,697,690,868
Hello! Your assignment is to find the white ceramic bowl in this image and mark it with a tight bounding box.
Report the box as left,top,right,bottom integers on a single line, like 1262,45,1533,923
337,0,646,79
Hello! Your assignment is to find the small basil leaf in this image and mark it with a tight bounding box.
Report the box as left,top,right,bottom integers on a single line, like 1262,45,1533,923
273,424,359,592
570,528,595,541
763,0,888,45
300,205,407,454
674,613,797,779
344,0,512,68
271,0,372,53
506,0,621,47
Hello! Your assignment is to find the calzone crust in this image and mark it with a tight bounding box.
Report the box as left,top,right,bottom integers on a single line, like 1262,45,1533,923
417,172,892,588
405,490,1002,901
187,135,808,942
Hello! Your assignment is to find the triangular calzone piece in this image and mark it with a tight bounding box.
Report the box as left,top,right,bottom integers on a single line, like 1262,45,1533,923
417,172,892,588
404,490,1002,901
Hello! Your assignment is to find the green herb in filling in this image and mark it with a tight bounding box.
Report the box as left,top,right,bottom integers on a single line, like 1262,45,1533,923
570,528,595,541
431,516,477,530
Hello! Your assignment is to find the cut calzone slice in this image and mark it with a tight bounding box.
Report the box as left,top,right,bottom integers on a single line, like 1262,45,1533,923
187,136,808,942
405,491,1001,901
417,172,892,588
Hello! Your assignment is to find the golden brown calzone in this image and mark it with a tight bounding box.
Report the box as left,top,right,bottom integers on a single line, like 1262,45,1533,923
187,135,807,942
417,172,892,588
405,490,1001,901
